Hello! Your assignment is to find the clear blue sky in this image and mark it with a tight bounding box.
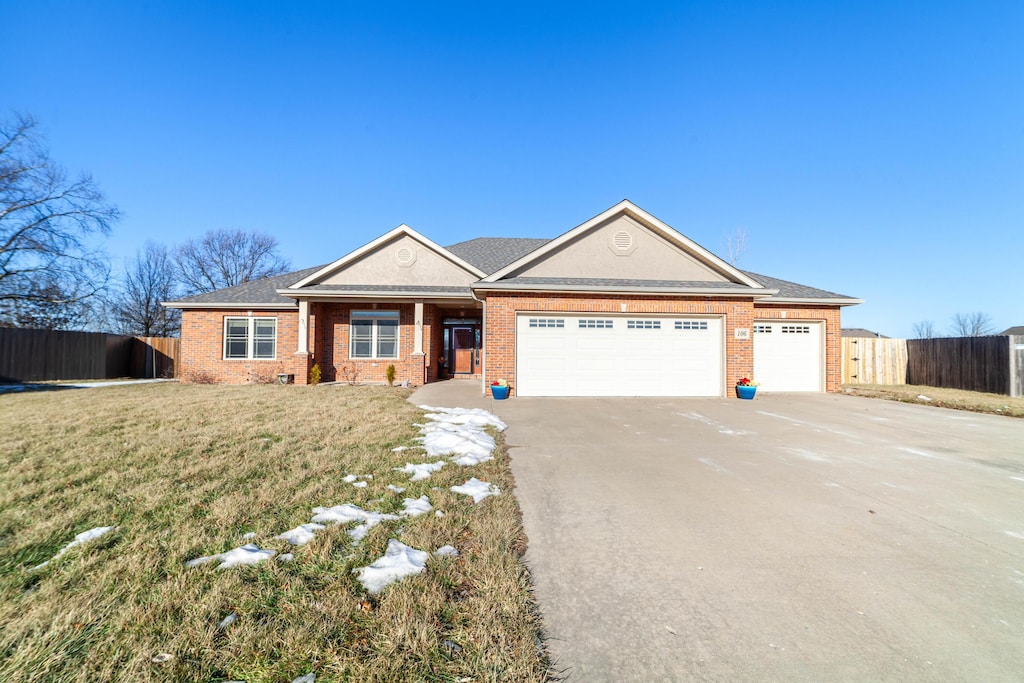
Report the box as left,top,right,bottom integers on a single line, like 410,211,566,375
3,1,1021,337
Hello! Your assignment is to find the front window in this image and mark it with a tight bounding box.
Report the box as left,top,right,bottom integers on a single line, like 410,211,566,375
350,311,400,359
224,317,277,360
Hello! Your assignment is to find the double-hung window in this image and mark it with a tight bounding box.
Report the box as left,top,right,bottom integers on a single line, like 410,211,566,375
224,317,277,360
350,311,399,359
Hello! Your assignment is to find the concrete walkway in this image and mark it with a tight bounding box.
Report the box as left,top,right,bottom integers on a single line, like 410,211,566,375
409,385,1024,681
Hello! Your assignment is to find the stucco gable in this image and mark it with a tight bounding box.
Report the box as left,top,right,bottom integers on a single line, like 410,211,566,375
482,200,762,288
289,225,485,291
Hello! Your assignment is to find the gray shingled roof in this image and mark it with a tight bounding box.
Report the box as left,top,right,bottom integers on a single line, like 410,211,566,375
741,271,856,301
1001,326,1024,335
446,237,550,275
166,243,857,307
165,264,326,307
842,328,888,338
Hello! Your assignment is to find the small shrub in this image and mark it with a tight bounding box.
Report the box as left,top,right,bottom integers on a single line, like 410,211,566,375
338,365,360,386
183,371,216,384
309,363,321,386
385,364,396,386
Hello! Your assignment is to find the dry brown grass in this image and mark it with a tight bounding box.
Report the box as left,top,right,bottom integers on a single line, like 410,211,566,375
842,383,1024,418
0,384,547,682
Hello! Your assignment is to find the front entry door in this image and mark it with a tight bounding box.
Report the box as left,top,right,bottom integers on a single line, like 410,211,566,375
451,327,476,374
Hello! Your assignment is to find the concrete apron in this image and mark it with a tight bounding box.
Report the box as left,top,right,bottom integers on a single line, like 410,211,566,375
407,387,1024,682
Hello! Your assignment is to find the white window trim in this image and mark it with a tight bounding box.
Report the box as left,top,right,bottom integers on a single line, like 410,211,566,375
350,311,400,360
223,316,278,361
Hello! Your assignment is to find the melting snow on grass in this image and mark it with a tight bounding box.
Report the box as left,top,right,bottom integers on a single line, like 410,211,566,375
417,405,506,466
401,495,433,517
434,545,459,557
276,523,326,546
32,526,117,571
451,478,501,503
395,461,445,481
353,539,429,594
187,543,277,569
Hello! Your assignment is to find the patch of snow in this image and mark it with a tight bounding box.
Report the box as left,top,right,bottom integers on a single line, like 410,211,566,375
419,405,507,432
353,539,429,594
451,478,501,503
395,461,445,481
352,481,368,488
311,504,399,543
401,496,433,517
435,510,445,517
434,545,459,557
415,405,505,466
917,395,932,401
218,613,237,629
276,523,326,546
187,543,276,570
32,526,116,570
292,673,315,683
386,484,406,493
278,553,295,562
241,532,257,540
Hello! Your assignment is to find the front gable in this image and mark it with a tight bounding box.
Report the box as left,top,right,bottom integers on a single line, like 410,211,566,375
288,225,485,292
481,200,763,289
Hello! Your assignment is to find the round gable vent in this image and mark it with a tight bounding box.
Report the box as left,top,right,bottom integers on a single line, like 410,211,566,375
609,230,637,255
395,246,416,267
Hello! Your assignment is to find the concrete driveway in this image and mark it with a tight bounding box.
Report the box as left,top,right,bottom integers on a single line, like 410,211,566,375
412,385,1024,681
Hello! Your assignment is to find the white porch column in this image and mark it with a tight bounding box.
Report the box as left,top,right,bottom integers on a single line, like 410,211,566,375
414,301,424,354
296,300,310,354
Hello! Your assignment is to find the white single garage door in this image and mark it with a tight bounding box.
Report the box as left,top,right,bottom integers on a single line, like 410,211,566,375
753,320,824,392
515,314,723,397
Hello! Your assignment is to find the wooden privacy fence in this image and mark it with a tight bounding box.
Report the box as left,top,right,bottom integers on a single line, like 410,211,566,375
843,335,1023,397
907,335,1022,397
0,328,179,383
842,337,908,385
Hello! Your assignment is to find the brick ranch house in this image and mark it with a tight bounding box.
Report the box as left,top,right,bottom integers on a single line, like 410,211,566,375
165,200,861,397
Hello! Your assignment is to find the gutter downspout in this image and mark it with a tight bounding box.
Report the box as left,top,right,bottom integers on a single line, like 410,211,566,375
470,287,486,396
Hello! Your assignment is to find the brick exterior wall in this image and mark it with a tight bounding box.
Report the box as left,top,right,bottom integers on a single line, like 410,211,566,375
482,293,843,397
309,302,431,386
180,297,842,394
179,309,306,384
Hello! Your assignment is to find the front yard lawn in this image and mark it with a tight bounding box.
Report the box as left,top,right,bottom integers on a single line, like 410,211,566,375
0,384,546,682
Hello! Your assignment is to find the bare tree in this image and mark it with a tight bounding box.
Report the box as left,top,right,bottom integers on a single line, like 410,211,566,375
726,227,749,265
0,113,117,317
175,228,290,294
111,242,181,336
0,277,91,329
950,312,994,337
912,320,937,339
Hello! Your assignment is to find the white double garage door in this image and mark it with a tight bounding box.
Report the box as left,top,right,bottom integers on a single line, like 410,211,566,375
515,314,823,397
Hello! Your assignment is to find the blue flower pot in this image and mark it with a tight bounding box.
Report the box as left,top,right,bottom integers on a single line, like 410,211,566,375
491,385,510,400
736,385,757,400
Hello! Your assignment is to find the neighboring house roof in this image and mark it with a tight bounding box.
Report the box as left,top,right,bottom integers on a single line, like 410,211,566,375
1001,326,1024,335
841,328,889,338
446,237,550,275
163,264,325,309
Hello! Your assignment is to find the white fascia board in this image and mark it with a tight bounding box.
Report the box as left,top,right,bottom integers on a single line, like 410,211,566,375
480,200,764,288
162,301,297,310
756,297,865,307
288,224,486,289
472,283,779,298
277,288,475,300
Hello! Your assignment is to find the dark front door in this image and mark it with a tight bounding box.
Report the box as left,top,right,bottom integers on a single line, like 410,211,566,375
451,327,476,374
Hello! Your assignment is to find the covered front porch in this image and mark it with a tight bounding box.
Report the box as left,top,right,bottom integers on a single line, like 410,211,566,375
289,297,484,386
